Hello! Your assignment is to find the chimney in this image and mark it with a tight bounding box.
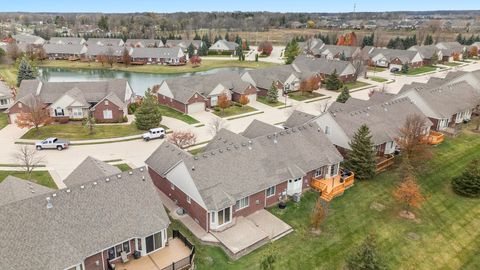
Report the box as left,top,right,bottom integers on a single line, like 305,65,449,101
46,197,53,209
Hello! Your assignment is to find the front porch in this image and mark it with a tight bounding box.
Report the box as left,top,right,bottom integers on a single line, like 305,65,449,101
376,154,395,172
310,170,355,201
113,236,193,270
422,130,445,145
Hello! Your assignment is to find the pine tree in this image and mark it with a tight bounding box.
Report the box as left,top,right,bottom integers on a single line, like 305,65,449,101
344,124,376,181
187,43,195,58
424,34,434,45
431,51,439,65
135,88,162,130
17,58,36,87
336,86,350,103
325,69,343,90
401,63,409,74
285,39,300,64
452,159,480,198
266,82,279,103
345,234,386,270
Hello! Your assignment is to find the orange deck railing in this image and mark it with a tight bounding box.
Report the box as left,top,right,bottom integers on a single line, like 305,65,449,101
376,154,395,172
310,170,355,202
422,131,445,145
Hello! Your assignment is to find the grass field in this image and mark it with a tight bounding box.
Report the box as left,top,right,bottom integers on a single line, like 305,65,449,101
38,60,279,74
257,96,285,107
21,123,144,141
158,105,199,124
288,91,324,101
0,64,17,87
0,170,57,189
170,129,480,270
405,65,438,76
343,81,371,90
0,113,8,130
369,76,388,83
442,62,463,67
114,163,132,172
213,105,257,118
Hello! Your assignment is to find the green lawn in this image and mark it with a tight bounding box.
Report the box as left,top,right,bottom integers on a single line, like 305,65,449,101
343,81,371,90
188,147,205,155
0,113,8,130
367,66,387,72
114,163,132,172
288,91,324,101
0,64,17,88
21,123,145,141
369,76,388,83
38,60,278,75
172,130,480,270
213,105,257,118
257,96,285,107
158,105,199,124
0,171,57,189
442,62,462,67
404,65,437,75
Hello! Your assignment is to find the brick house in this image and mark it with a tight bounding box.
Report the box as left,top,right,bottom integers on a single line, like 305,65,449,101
146,121,343,232
291,55,358,83
367,48,424,69
6,79,133,123
0,166,171,270
157,71,258,114
130,47,186,65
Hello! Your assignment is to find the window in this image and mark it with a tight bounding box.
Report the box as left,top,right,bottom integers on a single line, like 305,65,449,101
55,107,64,116
72,108,83,118
186,195,191,204
211,212,215,223
107,240,130,260
103,109,113,119
217,207,231,226
266,186,276,197
236,196,249,210
330,164,338,176
315,167,324,178
18,103,22,108
145,231,163,254
324,126,330,135
105,100,109,105
170,183,175,190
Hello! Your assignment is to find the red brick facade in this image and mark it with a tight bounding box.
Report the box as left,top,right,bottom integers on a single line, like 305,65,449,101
158,94,188,113
265,181,288,206
148,167,209,231
92,99,125,123
258,81,283,97
83,239,136,270
233,190,265,218
232,85,258,102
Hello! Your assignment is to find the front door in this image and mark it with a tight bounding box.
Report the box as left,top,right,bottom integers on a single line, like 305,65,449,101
287,177,302,196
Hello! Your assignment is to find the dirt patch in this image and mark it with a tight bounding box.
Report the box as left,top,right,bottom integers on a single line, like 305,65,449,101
310,228,322,235
370,202,386,212
399,210,416,220
406,232,421,241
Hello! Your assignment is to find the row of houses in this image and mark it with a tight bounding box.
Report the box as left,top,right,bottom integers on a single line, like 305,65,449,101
156,55,357,114
299,38,467,69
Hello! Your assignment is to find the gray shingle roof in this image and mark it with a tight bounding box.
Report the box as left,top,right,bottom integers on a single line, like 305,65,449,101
86,44,126,57
243,65,298,89
0,167,170,270
63,156,122,187
369,48,419,63
435,42,465,55
241,119,283,139
209,40,239,51
131,47,182,59
16,79,130,105
48,37,86,45
146,122,343,211
319,45,360,58
0,81,13,99
125,39,164,48
299,38,324,55
12,34,45,45
86,38,124,47
284,110,316,128
204,129,249,152
0,176,54,206
165,40,203,49
408,45,439,59
44,43,86,55
328,97,434,145
292,55,355,78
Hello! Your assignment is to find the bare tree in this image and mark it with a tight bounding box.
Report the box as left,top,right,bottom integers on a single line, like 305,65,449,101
208,117,228,136
15,97,52,134
396,114,432,168
105,47,116,67
315,99,330,113
7,43,21,61
83,111,96,135
13,145,44,180
168,130,197,149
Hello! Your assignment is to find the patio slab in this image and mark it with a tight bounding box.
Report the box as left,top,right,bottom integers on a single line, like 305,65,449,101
248,209,293,241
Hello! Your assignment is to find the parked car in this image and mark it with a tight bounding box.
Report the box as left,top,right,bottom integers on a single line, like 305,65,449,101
143,127,166,141
35,138,70,151
390,67,400,73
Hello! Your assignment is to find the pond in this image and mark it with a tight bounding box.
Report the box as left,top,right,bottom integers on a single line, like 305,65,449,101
38,66,250,95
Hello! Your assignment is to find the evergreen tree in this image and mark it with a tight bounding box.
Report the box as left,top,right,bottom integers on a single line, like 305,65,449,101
424,34,434,45
135,88,162,130
98,15,109,31
336,86,350,103
362,33,374,48
193,32,201,40
17,58,36,87
344,124,376,181
339,51,347,61
266,82,279,103
285,39,300,64
187,43,195,58
401,63,409,74
452,159,480,198
431,51,439,65
345,234,386,270
325,69,343,90
224,32,230,41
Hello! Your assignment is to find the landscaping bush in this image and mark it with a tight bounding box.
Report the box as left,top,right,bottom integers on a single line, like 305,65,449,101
234,102,242,107
214,107,221,112
122,115,128,123
451,159,480,198
208,50,232,56
128,103,138,114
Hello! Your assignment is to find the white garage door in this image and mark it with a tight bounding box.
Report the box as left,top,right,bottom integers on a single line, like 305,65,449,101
248,94,257,102
390,64,402,70
9,113,18,124
187,102,205,114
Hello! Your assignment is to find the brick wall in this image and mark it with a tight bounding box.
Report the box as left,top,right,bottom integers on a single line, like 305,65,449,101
158,94,187,113
84,252,104,270
148,167,209,231
266,181,288,207
233,190,265,218
92,100,124,123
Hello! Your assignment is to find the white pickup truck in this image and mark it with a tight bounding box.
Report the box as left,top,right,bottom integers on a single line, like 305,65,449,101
35,138,70,151
143,128,166,141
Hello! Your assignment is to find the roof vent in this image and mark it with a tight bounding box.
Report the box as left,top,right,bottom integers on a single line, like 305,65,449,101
267,135,272,139
80,185,84,189
52,193,57,197
117,174,122,179
140,168,144,172
194,156,199,160
219,149,223,153
142,176,145,181
106,178,110,182
93,182,97,185
248,140,252,150
129,171,133,175
211,151,215,155
66,189,71,193
273,132,278,144
241,143,246,147
46,197,53,209
202,154,208,158
192,166,195,171
309,123,313,127
226,147,231,151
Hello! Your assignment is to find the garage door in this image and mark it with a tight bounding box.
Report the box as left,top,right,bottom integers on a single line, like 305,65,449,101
187,102,205,114
390,64,402,70
9,113,18,124
248,94,257,102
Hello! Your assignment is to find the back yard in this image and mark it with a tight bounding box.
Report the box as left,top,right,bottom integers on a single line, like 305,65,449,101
21,123,145,140
170,129,480,269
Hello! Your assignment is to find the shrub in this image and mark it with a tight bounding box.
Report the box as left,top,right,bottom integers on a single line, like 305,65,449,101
128,103,138,114
452,159,480,198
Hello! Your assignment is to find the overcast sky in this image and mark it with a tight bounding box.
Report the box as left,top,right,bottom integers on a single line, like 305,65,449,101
2,0,478,13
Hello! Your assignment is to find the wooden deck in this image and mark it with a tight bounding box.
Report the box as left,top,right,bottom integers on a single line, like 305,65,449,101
375,154,395,172
114,238,191,270
310,171,355,202
422,131,445,145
